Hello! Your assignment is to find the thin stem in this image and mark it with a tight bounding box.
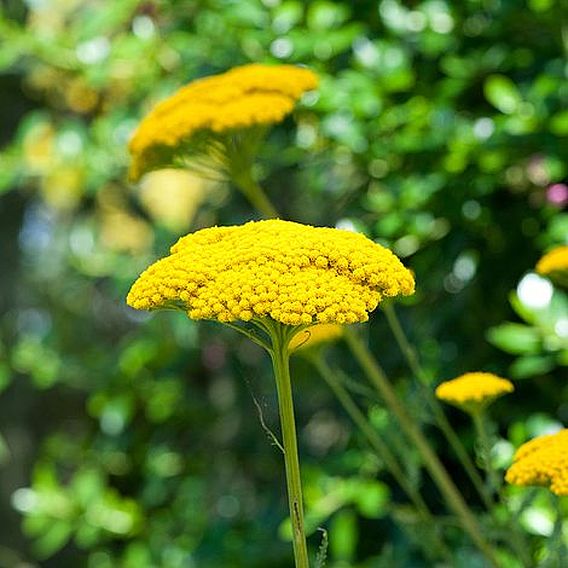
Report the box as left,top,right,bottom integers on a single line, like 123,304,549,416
313,355,451,562
382,302,493,510
472,411,500,499
471,414,533,565
344,327,499,567
506,487,538,565
270,326,310,568
232,167,279,219
223,321,271,351
548,495,566,568
229,177,492,562
223,133,278,220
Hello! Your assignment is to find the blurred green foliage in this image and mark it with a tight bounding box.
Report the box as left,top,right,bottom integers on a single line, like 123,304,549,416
0,0,567,566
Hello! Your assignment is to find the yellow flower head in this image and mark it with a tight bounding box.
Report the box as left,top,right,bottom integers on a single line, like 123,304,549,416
289,324,343,352
505,429,568,496
127,219,415,326
536,246,568,274
128,64,318,181
536,246,568,287
435,372,514,412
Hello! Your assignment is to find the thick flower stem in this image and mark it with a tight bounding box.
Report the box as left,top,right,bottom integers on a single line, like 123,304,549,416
270,330,310,568
232,168,279,219
313,355,451,562
382,302,493,510
344,328,499,567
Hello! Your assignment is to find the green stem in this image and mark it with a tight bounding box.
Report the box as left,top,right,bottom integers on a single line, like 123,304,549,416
314,356,428,517
382,305,533,564
471,412,538,563
232,167,279,219
230,179,492,562
382,302,493,510
549,495,566,567
344,328,499,567
472,411,500,499
313,355,451,562
270,326,310,568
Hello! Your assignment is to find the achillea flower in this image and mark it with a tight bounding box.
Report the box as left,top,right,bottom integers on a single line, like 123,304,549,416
127,219,415,326
536,246,568,286
505,429,568,495
435,372,514,412
128,64,318,181
289,324,343,352
139,169,209,232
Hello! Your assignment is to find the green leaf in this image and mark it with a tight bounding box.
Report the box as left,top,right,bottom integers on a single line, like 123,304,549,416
0,362,11,394
487,322,541,355
484,75,522,114
510,355,555,379
509,291,540,325
307,1,349,30
71,468,105,508
550,109,568,136
273,2,304,34
33,520,72,559
352,480,390,518
556,349,568,366
330,509,357,561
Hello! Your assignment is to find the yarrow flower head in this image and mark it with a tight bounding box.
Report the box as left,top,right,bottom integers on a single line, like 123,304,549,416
435,372,514,413
505,429,568,496
536,245,568,287
127,219,415,327
128,63,318,181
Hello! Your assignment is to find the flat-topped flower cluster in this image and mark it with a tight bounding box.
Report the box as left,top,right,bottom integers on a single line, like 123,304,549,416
435,372,514,408
536,245,568,276
505,429,568,496
128,64,318,180
127,219,415,326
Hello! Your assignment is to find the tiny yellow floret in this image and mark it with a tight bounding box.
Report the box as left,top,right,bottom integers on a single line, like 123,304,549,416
505,429,568,496
435,372,514,411
126,219,415,326
128,64,318,180
536,246,568,276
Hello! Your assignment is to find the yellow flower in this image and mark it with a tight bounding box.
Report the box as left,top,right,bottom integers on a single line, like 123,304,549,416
435,372,514,412
289,324,343,352
536,246,568,274
536,246,568,287
98,186,153,254
128,64,318,181
138,169,210,232
127,219,415,326
505,429,568,496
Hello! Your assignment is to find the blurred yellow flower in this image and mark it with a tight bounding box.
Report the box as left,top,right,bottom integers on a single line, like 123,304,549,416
435,372,514,412
139,169,210,232
98,186,153,253
127,219,414,326
289,324,343,352
505,429,568,496
100,210,153,254
128,63,318,180
536,246,568,286
65,78,99,114
23,120,55,174
41,165,84,211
